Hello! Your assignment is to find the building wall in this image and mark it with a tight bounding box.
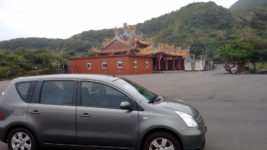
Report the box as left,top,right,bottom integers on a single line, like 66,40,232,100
195,60,205,71
184,59,206,71
68,55,153,75
184,60,192,71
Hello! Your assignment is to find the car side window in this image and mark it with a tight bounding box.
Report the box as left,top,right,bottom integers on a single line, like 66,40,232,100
16,81,37,103
81,81,133,109
40,81,74,105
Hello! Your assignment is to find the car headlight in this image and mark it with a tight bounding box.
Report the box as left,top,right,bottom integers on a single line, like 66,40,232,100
175,111,198,128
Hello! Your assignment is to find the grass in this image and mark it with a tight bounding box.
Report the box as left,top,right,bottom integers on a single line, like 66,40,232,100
256,62,267,70
247,62,267,73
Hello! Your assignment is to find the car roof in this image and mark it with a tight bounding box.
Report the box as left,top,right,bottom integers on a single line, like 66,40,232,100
13,74,120,83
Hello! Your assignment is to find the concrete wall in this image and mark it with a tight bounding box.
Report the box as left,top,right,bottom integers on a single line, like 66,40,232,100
184,61,192,71
195,60,205,71
184,59,206,71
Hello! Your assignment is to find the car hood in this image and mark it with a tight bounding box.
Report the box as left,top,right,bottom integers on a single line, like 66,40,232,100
157,97,199,117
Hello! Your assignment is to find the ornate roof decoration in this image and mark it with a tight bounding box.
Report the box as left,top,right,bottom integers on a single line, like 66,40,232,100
138,46,189,59
96,23,189,58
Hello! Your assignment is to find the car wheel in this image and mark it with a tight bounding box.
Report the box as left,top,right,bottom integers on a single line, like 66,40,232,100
143,132,181,150
7,128,38,150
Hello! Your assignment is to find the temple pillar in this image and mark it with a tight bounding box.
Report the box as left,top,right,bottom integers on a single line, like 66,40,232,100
158,57,161,71
157,54,162,71
165,58,168,70
178,57,181,70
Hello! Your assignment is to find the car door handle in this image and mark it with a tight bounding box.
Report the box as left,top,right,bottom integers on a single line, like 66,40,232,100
30,110,40,114
80,113,91,118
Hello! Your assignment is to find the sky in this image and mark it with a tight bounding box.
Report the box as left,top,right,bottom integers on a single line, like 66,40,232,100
0,0,239,41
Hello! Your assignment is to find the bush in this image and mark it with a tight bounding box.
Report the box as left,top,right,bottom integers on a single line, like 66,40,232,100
0,49,67,80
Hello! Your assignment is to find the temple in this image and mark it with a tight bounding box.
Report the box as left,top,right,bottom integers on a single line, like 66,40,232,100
68,23,190,75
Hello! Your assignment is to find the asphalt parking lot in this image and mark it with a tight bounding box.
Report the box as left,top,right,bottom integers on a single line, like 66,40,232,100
1,67,267,150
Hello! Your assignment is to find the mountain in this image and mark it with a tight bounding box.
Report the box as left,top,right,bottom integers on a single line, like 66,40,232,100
0,30,116,53
136,2,235,57
0,2,267,59
230,0,267,11
71,29,115,47
0,38,97,53
232,7,267,39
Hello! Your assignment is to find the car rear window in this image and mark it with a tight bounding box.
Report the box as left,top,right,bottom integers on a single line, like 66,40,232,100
16,81,37,103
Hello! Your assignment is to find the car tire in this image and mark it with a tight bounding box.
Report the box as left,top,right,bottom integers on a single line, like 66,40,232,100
7,128,38,150
143,131,181,150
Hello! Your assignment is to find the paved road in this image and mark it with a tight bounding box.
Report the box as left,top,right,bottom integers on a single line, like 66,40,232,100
1,68,267,150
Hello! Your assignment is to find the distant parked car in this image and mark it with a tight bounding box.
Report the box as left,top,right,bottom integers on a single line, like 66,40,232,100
0,74,206,150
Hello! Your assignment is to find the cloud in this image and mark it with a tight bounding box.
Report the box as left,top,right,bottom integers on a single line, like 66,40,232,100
0,0,238,41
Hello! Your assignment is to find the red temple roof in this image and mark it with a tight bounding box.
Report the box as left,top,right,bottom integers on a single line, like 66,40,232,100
103,40,131,51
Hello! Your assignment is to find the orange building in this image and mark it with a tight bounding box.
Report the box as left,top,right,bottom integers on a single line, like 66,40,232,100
68,23,189,75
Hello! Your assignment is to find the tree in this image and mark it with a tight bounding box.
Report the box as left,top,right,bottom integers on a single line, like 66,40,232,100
247,39,267,72
217,39,252,74
0,49,67,79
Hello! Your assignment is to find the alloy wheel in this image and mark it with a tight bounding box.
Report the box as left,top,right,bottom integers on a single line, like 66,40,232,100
149,138,175,150
11,132,32,150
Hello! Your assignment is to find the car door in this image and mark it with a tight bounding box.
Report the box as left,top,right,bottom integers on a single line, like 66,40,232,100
27,80,77,145
76,81,139,148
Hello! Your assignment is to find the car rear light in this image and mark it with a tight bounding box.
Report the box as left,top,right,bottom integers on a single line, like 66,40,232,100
0,113,2,120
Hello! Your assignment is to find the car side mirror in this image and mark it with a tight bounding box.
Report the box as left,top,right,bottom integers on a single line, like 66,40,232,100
120,101,132,110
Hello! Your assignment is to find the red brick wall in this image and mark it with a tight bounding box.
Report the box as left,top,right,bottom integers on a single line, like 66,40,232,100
68,55,153,75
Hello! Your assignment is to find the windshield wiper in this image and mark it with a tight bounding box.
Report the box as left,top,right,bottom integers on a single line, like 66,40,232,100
149,95,162,103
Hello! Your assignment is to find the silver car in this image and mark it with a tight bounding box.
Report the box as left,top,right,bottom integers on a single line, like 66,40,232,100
0,74,206,150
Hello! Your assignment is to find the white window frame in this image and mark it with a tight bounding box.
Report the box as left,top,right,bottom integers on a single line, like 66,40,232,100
117,60,123,68
145,60,149,68
87,62,92,69
102,61,107,69
134,60,138,68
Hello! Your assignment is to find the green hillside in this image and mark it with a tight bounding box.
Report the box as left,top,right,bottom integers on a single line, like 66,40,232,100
0,2,267,59
0,38,96,52
232,7,267,39
139,2,235,58
230,0,267,11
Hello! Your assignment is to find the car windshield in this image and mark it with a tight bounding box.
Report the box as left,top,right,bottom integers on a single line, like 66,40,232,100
113,78,156,102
